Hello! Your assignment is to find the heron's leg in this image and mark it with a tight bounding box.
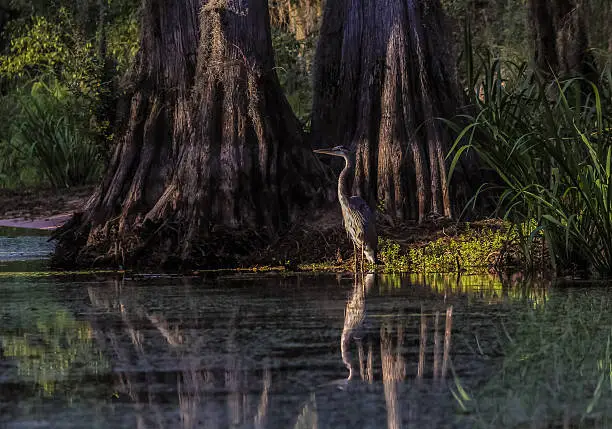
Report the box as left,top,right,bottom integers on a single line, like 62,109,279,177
361,245,364,273
360,268,366,295
353,242,357,273
357,339,365,380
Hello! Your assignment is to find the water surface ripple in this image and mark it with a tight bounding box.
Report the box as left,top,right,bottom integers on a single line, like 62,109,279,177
1,272,605,428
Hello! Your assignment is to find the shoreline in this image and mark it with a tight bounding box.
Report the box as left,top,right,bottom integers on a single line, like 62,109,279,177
0,213,73,230
0,187,524,274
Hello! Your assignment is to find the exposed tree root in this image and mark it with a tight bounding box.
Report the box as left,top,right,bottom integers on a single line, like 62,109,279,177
52,207,527,274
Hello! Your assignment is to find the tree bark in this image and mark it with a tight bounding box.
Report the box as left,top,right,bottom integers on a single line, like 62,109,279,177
54,0,323,268
269,0,322,40
528,0,595,77
311,0,478,223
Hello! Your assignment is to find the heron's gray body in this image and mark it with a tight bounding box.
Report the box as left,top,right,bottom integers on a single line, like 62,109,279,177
342,196,377,264
314,146,378,265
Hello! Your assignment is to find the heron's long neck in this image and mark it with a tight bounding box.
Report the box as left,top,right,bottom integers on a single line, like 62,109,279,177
338,154,352,208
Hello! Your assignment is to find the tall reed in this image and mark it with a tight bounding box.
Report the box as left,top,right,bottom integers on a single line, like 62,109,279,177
448,46,612,276
7,80,103,188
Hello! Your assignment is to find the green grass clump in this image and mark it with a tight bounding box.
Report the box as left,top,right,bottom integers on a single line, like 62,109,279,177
448,48,612,277
0,80,104,188
379,223,512,273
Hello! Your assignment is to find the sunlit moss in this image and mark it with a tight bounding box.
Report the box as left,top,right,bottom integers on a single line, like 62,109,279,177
298,262,345,272
379,223,515,274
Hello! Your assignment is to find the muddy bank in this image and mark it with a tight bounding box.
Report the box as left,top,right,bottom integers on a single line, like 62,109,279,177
0,186,92,230
0,187,526,273
53,206,522,273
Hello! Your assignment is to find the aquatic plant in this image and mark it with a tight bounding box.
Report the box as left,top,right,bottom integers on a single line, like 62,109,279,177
378,238,410,273
448,48,612,277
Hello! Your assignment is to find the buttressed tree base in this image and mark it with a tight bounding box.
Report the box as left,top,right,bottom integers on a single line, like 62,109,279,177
54,0,324,268
312,0,481,223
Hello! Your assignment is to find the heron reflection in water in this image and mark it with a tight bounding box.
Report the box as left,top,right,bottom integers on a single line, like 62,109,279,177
313,146,378,272
339,275,455,384
341,273,376,381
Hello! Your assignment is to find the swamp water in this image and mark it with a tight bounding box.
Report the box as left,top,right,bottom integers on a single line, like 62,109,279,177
0,227,54,263
1,238,612,428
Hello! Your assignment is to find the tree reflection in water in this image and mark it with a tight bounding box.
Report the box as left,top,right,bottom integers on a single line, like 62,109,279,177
82,275,458,429
86,280,273,429
337,273,455,429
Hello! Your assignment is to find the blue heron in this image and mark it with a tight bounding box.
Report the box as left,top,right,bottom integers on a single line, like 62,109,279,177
314,146,378,271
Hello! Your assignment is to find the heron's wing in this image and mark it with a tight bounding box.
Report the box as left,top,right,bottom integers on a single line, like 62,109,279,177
348,196,373,223
345,196,373,239
346,197,377,254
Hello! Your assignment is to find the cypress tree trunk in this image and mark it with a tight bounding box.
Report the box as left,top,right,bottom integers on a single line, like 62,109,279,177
312,0,478,223
528,0,595,77
55,0,322,268
269,0,322,40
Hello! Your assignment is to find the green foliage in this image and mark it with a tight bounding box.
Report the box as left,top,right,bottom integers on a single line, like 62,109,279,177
443,0,611,73
0,12,108,189
107,13,139,74
443,0,529,63
0,15,66,78
0,80,104,188
0,12,103,99
379,224,512,274
0,2,140,188
272,28,315,126
448,49,612,276
408,225,511,274
378,238,410,273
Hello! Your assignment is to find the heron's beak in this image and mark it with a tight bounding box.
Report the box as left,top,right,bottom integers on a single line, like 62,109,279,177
313,148,337,156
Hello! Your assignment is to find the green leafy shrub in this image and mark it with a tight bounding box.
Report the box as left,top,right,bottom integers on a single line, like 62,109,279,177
0,81,103,188
0,12,103,98
272,29,315,126
107,14,139,74
0,3,142,188
448,50,612,276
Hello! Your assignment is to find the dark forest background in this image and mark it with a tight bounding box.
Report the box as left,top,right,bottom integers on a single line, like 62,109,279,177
1,0,609,189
